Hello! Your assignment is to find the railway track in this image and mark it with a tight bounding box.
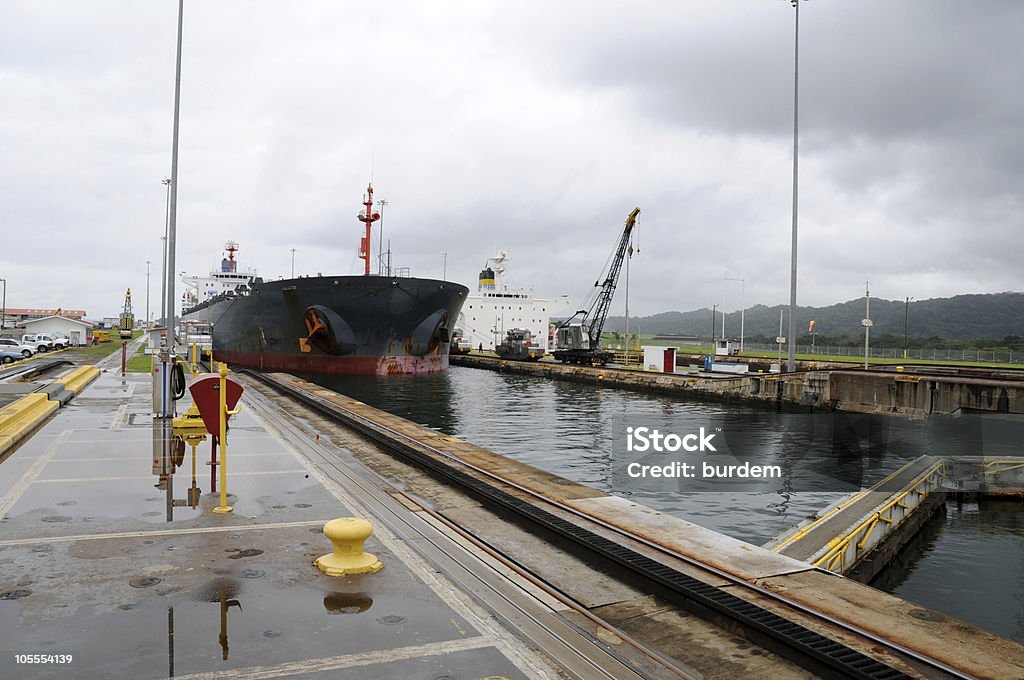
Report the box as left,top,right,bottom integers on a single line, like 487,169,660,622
241,369,976,680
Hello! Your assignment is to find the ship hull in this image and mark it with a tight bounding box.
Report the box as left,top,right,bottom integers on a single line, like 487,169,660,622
182,276,468,376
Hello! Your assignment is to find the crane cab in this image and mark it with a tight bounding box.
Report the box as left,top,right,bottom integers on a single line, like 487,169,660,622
556,323,593,351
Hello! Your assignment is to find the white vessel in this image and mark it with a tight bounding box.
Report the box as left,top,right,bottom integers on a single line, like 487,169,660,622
180,241,256,325
457,252,571,353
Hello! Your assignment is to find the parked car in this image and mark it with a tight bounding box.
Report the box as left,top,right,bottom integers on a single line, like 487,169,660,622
21,335,51,353
0,350,24,364
34,333,71,350
0,338,35,358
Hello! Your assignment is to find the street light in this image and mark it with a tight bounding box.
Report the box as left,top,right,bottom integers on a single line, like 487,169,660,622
785,0,806,373
862,282,872,369
161,178,171,327
903,296,914,359
146,261,151,326
290,248,296,278
0,277,6,330
376,198,388,275
724,276,745,352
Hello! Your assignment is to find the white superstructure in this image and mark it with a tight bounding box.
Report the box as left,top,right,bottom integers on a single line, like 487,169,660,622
457,252,571,352
180,241,256,321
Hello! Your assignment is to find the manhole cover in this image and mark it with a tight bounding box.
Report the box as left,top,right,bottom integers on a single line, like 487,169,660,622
376,614,406,626
0,590,31,600
129,577,162,589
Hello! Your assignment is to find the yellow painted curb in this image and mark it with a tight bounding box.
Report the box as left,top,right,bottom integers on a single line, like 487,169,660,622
0,393,59,457
59,365,100,395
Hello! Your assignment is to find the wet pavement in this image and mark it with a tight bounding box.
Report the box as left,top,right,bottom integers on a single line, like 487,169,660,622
0,370,552,679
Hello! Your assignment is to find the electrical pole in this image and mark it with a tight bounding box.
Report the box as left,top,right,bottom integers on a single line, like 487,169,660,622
862,282,872,369
786,0,804,373
903,296,913,359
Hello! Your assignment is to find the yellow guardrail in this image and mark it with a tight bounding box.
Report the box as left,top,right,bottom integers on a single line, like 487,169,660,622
0,393,59,456
769,459,926,553
59,365,100,395
812,460,946,574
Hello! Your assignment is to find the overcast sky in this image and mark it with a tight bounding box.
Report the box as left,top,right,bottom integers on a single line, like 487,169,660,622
2,0,1021,320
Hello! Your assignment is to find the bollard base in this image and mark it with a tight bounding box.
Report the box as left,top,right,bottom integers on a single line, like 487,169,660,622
212,505,234,514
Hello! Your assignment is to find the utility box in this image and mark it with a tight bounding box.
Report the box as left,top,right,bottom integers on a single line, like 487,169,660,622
189,373,244,436
642,346,676,373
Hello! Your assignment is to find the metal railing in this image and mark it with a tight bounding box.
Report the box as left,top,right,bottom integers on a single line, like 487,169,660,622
741,343,1021,364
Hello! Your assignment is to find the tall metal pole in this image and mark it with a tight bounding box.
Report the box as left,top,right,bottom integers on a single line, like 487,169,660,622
711,304,717,350
161,179,170,327
442,252,447,280
377,198,388,275
165,0,184,345
787,0,802,373
290,248,296,278
0,278,6,330
146,261,151,326
864,281,871,369
903,296,913,359
624,245,630,362
725,276,745,352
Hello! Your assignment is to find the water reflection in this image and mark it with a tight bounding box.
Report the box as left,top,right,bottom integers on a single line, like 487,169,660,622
323,592,374,615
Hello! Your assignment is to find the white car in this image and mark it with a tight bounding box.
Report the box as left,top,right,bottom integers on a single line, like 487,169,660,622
0,338,35,358
35,333,71,350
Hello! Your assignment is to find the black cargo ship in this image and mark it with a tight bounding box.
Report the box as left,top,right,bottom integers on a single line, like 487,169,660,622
180,186,468,375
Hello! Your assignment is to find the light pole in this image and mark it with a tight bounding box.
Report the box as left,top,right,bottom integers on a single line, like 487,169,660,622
711,304,717,351
290,248,296,278
161,179,171,327
146,261,151,326
377,198,388,275
442,252,447,280
785,0,805,373
903,296,914,359
862,282,872,369
165,0,184,345
0,277,6,330
725,276,745,352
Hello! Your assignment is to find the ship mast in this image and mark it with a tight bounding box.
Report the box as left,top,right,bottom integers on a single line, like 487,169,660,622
357,185,381,276
224,241,238,272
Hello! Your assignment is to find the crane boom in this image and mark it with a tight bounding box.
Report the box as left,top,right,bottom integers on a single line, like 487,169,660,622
553,207,640,366
587,206,640,347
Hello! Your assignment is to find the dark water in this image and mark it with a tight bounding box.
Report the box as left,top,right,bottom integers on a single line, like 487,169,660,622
309,366,1024,642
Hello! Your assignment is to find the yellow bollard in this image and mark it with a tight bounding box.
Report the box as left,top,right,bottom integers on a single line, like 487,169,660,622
212,362,240,514
314,518,384,575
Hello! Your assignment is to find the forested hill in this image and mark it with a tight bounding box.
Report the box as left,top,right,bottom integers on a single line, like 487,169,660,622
601,292,1024,343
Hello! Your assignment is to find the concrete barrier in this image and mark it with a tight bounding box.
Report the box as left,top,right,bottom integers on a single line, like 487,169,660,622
0,393,59,456
58,365,100,395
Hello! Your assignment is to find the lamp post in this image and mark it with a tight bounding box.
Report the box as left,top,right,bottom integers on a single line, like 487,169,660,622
903,296,914,359
724,276,745,352
442,252,447,280
146,261,151,326
785,0,805,373
711,304,717,351
376,198,388,275
161,179,171,328
0,277,6,330
165,0,184,346
290,248,296,278
862,282,872,369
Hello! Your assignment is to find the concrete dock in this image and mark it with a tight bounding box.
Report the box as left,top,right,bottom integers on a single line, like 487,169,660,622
1,348,1023,678
451,353,1024,416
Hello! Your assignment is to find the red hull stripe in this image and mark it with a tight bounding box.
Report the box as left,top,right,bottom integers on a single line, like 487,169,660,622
213,349,449,376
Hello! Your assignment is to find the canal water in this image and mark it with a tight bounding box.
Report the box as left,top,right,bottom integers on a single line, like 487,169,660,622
310,366,1024,643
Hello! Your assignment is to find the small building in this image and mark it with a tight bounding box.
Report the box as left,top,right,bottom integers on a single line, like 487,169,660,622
642,345,677,373
714,338,741,356
1,308,87,326
21,315,96,346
